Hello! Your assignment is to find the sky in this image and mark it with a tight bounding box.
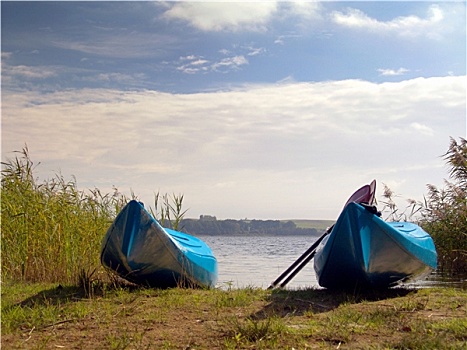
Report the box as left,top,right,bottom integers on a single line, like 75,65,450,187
1,1,466,220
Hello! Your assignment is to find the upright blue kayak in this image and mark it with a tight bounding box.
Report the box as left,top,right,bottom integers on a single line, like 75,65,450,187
101,200,218,288
314,202,437,289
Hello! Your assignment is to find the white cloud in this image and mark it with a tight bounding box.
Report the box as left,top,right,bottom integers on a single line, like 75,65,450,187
176,55,210,74
410,122,434,136
246,46,265,56
160,1,322,33
331,4,446,38
378,68,410,76
5,64,57,79
1,51,13,59
274,33,302,45
161,2,278,32
175,54,247,74
51,31,179,59
180,55,198,61
286,1,321,19
191,59,210,66
2,76,464,219
211,55,248,71
95,72,147,83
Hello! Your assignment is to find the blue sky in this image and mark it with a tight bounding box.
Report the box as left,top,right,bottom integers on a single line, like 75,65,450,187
2,1,466,220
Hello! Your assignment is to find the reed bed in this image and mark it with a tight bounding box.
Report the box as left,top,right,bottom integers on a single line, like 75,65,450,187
1,147,127,284
380,137,467,276
419,138,467,275
1,147,187,285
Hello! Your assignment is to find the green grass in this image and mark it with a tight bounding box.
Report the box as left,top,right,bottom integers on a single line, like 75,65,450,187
1,282,466,349
288,219,335,231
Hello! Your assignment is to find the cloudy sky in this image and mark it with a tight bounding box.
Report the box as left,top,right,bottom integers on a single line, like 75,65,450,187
2,1,466,220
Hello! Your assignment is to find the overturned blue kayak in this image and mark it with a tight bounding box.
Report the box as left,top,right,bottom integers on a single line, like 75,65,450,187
101,200,218,288
314,202,437,289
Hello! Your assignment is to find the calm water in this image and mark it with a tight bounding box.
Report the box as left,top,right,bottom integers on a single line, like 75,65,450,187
200,234,321,289
198,234,466,290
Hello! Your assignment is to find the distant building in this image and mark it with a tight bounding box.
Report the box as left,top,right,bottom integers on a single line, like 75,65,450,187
200,215,217,221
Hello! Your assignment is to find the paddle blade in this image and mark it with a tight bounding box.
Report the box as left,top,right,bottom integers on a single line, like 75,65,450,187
343,179,376,208
369,179,376,205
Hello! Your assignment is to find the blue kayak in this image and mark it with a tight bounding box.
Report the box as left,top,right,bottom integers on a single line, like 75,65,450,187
314,202,437,289
101,200,218,288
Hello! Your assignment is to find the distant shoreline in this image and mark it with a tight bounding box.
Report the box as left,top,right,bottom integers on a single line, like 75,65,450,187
177,218,335,236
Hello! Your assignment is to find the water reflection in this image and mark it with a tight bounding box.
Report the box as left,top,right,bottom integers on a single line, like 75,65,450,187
413,271,467,289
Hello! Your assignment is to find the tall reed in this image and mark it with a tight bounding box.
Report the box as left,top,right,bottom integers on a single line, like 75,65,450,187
1,147,188,284
380,137,467,276
1,147,126,283
418,137,467,275
150,192,187,231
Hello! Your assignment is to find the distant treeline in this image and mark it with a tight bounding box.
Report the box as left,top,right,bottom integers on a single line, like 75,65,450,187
179,216,322,236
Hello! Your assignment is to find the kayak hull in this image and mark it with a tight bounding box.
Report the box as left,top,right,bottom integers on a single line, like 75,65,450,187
314,202,437,289
101,200,218,288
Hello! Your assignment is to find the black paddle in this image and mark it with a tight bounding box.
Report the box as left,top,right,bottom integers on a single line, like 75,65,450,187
267,180,376,290
269,224,333,289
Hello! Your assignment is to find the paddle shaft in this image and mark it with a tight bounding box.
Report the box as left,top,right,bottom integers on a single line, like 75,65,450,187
277,231,330,288
267,225,333,289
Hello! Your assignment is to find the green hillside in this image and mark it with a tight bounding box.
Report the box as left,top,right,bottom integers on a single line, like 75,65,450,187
287,219,335,231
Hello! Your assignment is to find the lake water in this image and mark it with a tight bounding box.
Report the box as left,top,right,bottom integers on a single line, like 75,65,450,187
198,234,466,290
200,234,319,289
